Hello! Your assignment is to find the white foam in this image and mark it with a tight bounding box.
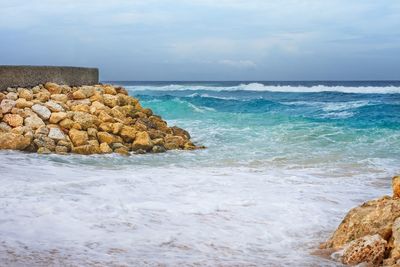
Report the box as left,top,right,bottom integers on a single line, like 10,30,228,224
124,82,400,94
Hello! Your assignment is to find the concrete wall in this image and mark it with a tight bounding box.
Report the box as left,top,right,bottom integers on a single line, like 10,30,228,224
0,65,99,91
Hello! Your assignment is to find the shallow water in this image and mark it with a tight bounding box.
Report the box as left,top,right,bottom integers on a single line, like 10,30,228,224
0,81,399,266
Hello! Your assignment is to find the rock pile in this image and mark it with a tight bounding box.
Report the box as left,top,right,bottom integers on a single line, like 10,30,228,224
0,83,201,155
321,175,400,266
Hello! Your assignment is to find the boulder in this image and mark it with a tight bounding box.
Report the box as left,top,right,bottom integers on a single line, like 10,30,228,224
50,94,68,103
393,176,400,198
48,128,66,141
1,99,16,113
15,98,33,109
73,112,98,130
3,114,23,127
18,89,33,101
71,144,100,155
68,129,88,146
340,234,386,266
103,94,119,108
45,100,64,112
32,104,51,120
49,112,68,124
132,131,152,151
24,115,45,130
322,196,400,250
97,131,116,145
385,217,400,265
0,132,31,150
44,82,62,94
99,142,113,154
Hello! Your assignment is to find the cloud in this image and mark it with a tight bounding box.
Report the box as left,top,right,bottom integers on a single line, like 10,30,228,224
218,59,256,69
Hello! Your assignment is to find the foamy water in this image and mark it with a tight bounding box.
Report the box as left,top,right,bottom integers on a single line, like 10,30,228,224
0,82,399,266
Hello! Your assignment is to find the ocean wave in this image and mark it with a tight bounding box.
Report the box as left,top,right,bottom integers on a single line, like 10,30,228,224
125,83,400,94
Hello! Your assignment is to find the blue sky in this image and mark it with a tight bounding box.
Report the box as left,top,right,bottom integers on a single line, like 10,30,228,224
0,0,399,81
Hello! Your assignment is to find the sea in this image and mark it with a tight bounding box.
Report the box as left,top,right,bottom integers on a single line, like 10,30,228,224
0,81,399,266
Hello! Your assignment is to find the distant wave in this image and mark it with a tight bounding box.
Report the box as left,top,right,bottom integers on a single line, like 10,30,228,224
125,82,400,94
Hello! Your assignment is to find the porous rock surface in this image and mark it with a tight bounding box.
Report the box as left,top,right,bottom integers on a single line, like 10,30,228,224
321,176,400,266
0,82,201,155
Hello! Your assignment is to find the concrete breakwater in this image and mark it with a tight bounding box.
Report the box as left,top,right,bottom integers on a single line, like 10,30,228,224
0,66,98,91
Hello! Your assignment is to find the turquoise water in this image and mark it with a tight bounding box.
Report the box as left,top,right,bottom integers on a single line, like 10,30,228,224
0,82,399,266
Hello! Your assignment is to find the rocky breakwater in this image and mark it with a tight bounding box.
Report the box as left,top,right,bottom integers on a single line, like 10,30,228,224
0,83,201,155
320,176,400,266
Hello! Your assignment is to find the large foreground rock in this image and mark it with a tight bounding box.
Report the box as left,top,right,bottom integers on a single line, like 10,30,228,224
321,176,400,266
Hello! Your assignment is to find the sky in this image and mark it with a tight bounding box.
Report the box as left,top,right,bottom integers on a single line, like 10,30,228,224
0,0,400,81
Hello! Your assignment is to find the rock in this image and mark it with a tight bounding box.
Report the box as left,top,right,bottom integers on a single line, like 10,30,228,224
48,127,65,141
71,104,90,113
59,118,75,129
44,82,62,94
97,131,116,145
49,112,68,124
15,98,33,108
384,217,400,265
171,126,191,139
104,86,117,95
103,94,119,108
35,91,50,102
67,99,91,107
120,126,137,141
340,234,386,266
98,110,114,122
393,176,400,198
32,104,51,120
33,135,56,151
72,90,87,100
18,89,33,101
6,92,18,100
3,114,24,127
184,141,197,150
72,112,98,130
152,145,166,153
45,100,64,112
132,131,152,151
0,132,31,150
71,144,100,155
37,147,52,154
0,122,12,132
111,122,123,135
57,140,72,150
99,142,113,154
68,129,88,146
24,115,45,130
114,146,129,156
1,99,16,113
164,135,185,150
322,196,400,250
50,94,68,103
55,145,68,154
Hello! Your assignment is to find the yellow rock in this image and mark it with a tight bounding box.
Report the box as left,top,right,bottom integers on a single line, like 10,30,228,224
72,90,86,100
164,135,185,150
72,112,98,130
89,92,104,103
114,146,129,156
87,127,98,138
341,234,386,266
120,126,136,141
18,88,33,100
68,129,88,146
104,86,117,95
0,132,31,150
98,110,114,122
35,91,50,102
132,131,152,151
59,118,75,129
49,112,68,124
3,113,24,127
45,82,62,94
99,142,113,154
51,94,68,103
97,131,116,145
71,144,100,155
103,94,119,108
111,122,123,135
71,104,90,113
393,176,400,198
15,98,33,108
